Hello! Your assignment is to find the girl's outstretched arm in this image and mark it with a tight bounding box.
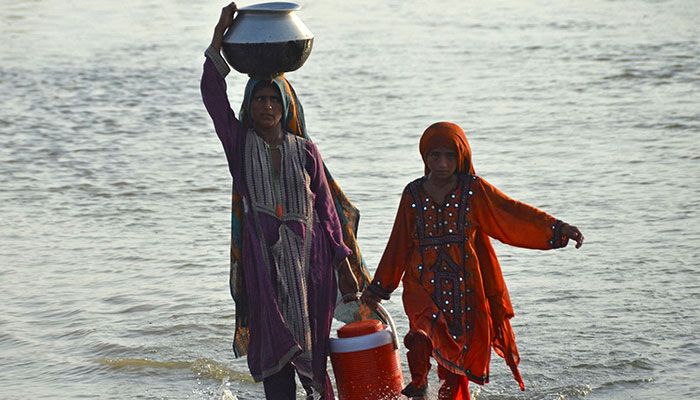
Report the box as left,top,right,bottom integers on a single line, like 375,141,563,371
472,177,583,250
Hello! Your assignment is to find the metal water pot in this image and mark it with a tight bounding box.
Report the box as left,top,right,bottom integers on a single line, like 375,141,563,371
221,2,314,76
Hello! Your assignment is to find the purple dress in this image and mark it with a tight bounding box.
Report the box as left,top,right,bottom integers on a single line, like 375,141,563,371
200,56,351,393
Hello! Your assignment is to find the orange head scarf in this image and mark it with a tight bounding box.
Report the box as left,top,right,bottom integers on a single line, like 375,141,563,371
419,122,474,176
419,121,526,391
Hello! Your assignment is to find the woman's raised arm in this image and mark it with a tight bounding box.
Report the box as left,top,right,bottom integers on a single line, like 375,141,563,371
200,2,245,179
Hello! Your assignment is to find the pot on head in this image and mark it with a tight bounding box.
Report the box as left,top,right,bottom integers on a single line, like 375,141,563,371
222,2,314,77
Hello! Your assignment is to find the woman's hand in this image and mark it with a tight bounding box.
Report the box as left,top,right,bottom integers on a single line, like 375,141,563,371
562,223,584,249
211,2,237,51
360,289,382,306
337,258,359,303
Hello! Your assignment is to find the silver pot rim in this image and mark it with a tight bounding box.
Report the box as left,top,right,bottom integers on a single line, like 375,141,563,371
223,1,313,44
238,2,301,13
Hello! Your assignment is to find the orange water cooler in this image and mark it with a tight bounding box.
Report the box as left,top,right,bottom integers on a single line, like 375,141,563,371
329,303,404,400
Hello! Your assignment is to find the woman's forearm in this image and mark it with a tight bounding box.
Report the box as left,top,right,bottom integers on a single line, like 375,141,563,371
211,26,226,52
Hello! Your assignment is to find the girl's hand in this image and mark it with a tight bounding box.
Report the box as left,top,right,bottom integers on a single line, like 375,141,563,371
211,2,237,51
562,223,584,248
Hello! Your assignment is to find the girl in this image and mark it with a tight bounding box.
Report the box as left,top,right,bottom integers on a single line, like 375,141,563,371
361,122,584,399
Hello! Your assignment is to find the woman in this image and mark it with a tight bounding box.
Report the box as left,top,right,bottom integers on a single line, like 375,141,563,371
200,3,368,399
361,122,584,399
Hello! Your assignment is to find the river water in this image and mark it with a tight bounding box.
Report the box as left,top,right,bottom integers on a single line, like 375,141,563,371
1,0,698,399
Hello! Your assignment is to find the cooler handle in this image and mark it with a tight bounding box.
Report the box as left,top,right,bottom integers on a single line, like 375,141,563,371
338,299,400,350
370,301,400,350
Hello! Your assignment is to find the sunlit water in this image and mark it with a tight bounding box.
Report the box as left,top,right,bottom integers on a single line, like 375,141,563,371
1,0,698,399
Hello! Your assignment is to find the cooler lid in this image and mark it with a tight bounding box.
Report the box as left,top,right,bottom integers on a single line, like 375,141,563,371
337,319,386,338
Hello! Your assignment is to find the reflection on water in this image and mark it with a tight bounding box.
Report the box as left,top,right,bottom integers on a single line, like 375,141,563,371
1,0,698,399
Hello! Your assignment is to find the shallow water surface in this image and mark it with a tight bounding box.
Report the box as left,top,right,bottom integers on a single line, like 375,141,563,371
1,0,698,399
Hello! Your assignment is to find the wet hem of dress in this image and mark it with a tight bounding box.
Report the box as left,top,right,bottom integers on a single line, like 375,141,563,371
251,345,302,382
433,349,489,386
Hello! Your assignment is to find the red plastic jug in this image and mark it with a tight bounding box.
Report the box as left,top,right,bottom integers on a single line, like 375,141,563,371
329,303,404,400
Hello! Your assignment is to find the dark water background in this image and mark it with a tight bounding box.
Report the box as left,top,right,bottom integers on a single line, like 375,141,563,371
1,0,698,398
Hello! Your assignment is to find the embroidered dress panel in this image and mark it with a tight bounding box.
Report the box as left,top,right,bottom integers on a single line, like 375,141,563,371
244,131,315,360
407,175,476,342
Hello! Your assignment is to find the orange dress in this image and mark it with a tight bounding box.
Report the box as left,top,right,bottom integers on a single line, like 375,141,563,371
368,173,569,388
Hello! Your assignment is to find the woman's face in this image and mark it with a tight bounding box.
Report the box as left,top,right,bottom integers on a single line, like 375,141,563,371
426,146,458,179
249,86,283,130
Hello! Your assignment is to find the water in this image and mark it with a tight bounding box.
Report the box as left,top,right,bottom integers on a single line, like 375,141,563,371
1,0,698,398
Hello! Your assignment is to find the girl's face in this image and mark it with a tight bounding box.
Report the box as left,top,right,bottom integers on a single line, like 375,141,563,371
249,86,283,130
426,146,458,180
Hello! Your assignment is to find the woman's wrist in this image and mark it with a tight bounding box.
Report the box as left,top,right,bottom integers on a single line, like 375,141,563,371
211,28,225,51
